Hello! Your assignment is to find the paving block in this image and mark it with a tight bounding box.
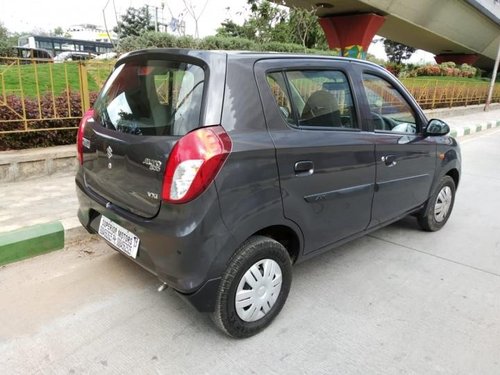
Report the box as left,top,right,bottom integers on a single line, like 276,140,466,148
0,222,64,266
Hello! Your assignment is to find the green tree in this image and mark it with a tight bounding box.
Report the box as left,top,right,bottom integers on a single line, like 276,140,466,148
0,23,15,57
246,0,287,43
114,6,155,38
216,19,255,40
217,1,326,49
383,39,416,64
287,7,326,49
52,26,65,36
51,26,71,38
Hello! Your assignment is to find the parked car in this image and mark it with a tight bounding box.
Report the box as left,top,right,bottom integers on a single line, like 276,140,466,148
95,52,118,60
75,49,461,338
54,51,96,63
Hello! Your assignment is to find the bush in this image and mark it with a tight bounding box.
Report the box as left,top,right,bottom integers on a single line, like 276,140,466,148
260,41,306,53
384,62,403,76
116,32,339,57
410,62,477,78
199,36,256,50
0,91,97,150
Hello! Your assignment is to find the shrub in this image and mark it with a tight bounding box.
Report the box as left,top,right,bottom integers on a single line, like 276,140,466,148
0,91,98,150
260,41,306,53
117,32,340,57
384,62,403,76
410,62,477,78
175,35,198,49
199,36,256,50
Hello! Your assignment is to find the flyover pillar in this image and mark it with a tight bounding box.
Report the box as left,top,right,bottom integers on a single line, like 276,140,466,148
435,54,479,66
319,13,385,59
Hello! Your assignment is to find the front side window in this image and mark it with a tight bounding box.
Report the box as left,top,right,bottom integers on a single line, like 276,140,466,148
362,73,418,134
94,60,204,136
266,70,358,129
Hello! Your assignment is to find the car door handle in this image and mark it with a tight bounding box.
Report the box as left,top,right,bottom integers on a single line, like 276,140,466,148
294,160,314,176
381,155,397,167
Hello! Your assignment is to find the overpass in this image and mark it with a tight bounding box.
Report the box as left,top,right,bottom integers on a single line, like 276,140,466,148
280,0,500,70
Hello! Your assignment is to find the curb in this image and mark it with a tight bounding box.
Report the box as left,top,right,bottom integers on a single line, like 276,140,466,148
0,222,64,266
0,220,94,266
450,120,500,138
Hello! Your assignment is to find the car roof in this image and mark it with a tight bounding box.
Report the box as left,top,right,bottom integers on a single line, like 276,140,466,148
118,48,383,70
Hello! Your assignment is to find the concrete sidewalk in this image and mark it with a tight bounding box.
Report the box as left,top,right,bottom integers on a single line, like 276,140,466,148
0,107,499,264
0,175,78,235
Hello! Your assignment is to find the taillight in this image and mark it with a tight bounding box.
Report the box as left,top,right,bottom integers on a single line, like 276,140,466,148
77,109,94,165
162,126,232,204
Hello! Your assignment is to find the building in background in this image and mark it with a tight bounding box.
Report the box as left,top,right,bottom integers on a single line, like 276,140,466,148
66,24,117,43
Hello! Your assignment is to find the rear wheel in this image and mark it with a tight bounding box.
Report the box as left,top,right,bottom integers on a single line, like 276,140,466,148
418,176,456,231
211,235,292,338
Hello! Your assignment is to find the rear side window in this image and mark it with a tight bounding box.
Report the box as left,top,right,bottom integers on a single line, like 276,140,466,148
267,73,294,123
266,70,358,129
94,59,205,136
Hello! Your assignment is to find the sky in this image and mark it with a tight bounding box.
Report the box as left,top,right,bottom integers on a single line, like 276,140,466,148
0,0,434,63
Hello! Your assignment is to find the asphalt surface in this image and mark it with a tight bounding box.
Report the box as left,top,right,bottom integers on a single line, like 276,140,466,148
1,129,500,375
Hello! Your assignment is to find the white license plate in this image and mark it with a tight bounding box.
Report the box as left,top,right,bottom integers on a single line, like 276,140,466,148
98,216,140,258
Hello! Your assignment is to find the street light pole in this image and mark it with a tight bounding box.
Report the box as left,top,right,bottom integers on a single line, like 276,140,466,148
484,39,500,111
155,6,159,32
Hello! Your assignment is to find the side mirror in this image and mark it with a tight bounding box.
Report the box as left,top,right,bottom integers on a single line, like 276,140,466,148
425,119,450,136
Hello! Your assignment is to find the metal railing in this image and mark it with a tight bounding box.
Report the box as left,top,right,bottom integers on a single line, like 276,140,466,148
402,78,500,109
0,57,114,134
0,57,498,135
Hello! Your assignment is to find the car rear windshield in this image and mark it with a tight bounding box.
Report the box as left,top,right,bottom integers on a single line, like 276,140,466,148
93,59,205,136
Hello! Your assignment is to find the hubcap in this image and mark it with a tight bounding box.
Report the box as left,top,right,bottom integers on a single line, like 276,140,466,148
434,186,453,223
235,259,282,322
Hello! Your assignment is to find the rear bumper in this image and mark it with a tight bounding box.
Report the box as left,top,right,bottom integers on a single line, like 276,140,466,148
75,173,236,312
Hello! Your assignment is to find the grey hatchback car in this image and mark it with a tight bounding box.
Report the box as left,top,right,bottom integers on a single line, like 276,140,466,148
76,49,461,338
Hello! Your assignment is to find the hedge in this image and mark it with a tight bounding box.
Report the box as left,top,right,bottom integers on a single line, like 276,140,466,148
0,91,97,150
117,32,340,56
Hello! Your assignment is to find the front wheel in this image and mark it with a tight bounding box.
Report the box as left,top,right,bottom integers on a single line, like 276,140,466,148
418,176,456,231
211,235,292,338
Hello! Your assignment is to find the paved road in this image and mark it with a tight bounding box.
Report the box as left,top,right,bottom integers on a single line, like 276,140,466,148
1,130,500,375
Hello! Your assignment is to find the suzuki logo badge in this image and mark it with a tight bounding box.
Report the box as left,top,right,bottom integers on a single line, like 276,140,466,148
106,146,113,169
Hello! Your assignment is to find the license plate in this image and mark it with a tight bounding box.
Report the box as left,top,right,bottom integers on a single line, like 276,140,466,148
98,216,140,258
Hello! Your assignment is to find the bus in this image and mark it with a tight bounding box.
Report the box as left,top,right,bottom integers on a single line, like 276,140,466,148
15,46,53,60
18,35,113,58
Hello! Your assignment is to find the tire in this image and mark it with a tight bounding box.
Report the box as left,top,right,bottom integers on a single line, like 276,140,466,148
418,175,456,232
210,235,292,338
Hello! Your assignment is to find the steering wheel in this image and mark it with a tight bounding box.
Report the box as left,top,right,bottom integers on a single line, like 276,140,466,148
371,112,392,131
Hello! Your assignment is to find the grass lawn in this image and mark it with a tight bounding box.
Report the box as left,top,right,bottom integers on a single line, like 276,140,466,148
402,76,490,84
0,62,107,98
